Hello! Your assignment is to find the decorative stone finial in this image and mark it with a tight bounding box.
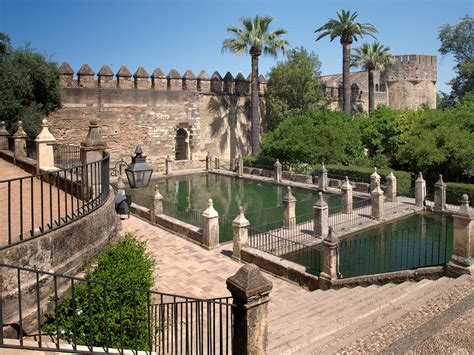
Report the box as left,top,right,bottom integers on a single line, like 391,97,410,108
208,198,213,207
435,174,446,186
387,171,396,180
13,121,27,138
35,118,56,142
203,198,219,218
80,119,106,149
283,186,296,202
320,162,327,173
314,191,328,207
459,194,472,216
325,226,339,244
274,159,282,167
226,264,273,300
372,180,383,194
0,121,8,135
371,167,380,178
417,172,425,181
233,205,250,226
341,176,352,190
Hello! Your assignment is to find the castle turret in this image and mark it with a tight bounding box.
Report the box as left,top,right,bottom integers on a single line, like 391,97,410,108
383,54,437,109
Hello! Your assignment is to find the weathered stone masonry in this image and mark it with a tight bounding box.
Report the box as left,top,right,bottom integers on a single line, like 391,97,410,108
49,63,267,170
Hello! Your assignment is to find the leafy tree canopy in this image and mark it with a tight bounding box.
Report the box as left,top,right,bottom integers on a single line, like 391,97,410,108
0,32,61,138
265,47,326,131
438,15,474,106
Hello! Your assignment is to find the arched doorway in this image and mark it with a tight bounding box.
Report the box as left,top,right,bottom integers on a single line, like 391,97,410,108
175,128,189,160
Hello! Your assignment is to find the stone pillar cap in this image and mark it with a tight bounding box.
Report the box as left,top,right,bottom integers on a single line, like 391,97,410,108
153,185,163,200
416,172,425,182
320,162,327,173
226,264,273,300
314,192,328,208
203,198,218,218
371,167,380,179
342,176,352,190
0,121,8,136
80,119,107,149
386,171,396,180
371,181,384,194
35,119,56,143
166,155,173,161
13,121,27,138
435,174,446,187
459,194,473,216
274,159,282,167
324,226,339,245
233,206,250,226
283,186,296,202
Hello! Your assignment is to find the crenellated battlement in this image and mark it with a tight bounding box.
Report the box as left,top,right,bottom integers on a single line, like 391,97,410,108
58,62,267,96
384,54,437,82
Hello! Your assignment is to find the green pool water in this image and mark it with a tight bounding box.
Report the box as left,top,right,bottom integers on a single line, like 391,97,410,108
126,173,345,242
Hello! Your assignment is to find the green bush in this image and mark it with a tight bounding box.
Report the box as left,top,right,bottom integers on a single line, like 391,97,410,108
446,182,474,206
43,234,154,351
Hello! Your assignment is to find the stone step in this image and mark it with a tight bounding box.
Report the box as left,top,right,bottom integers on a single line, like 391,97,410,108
276,277,460,354
268,279,435,353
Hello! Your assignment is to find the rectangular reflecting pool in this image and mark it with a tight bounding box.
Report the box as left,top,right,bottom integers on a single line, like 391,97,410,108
126,173,346,242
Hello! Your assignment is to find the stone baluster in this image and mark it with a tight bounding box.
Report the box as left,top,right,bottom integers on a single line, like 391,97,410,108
274,159,282,182
434,175,446,211
319,227,340,290
370,167,381,193
386,171,397,202
202,199,219,249
0,121,9,150
232,206,250,260
13,120,27,159
283,187,296,229
313,192,329,238
415,172,426,207
341,176,353,214
318,162,328,191
371,181,384,221
226,264,273,354
447,194,473,276
35,119,57,173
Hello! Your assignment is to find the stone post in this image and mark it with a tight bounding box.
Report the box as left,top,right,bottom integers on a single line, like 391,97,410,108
341,176,353,214
206,152,213,172
238,155,244,178
214,157,220,170
150,185,163,223
35,119,57,172
13,120,27,159
386,171,397,202
319,227,340,290
283,187,297,229
0,121,9,150
415,172,426,207
447,195,473,275
371,181,384,221
80,119,107,199
226,264,273,355
202,199,219,249
165,155,173,175
370,167,381,193
232,207,250,260
434,175,446,211
313,192,329,239
274,159,282,182
318,163,328,191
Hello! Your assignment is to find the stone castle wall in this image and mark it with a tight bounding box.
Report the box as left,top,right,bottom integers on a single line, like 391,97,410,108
321,54,437,112
49,63,265,169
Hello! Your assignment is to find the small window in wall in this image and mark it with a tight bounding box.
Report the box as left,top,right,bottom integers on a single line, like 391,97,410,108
375,84,379,91
175,128,189,160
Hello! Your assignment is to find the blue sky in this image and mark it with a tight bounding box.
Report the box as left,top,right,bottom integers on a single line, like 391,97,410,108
0,0,472,93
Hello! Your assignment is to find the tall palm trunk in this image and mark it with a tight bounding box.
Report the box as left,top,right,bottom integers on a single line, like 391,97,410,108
368,67,375,112
250,51,260,155
342,42,351,113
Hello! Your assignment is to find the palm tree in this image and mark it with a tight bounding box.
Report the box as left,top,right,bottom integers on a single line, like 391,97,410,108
222,15,288,155
315,10,377,114
351,42,393,112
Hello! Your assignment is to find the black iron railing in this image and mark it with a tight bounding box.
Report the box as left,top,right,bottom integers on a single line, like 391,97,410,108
248,227,323,273
162,200,203,229
52,144,82,169
329,197,372,232
339,221,453,278
0,152,110,248
0,263,235,354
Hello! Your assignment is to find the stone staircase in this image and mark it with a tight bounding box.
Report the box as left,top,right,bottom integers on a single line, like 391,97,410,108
268,274,473,354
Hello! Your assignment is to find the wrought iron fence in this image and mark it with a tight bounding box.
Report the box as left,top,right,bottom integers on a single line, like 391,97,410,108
52,144,82,169
162,200,203,229
219,214,233,243
248,227,323,273
339,221,453,278
329,197,372,232
0,152,110,248
0,263,235,354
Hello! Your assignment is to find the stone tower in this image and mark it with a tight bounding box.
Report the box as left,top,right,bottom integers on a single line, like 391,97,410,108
382,54,437,109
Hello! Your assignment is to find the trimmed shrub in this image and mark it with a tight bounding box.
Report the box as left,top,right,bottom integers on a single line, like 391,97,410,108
446,182,474,207
43,233,154,351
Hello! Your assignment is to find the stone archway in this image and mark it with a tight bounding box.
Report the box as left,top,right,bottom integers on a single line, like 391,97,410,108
175,128,189,160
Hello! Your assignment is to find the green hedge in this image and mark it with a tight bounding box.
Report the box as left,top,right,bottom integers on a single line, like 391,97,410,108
43,233,155,351
446,182,474,206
